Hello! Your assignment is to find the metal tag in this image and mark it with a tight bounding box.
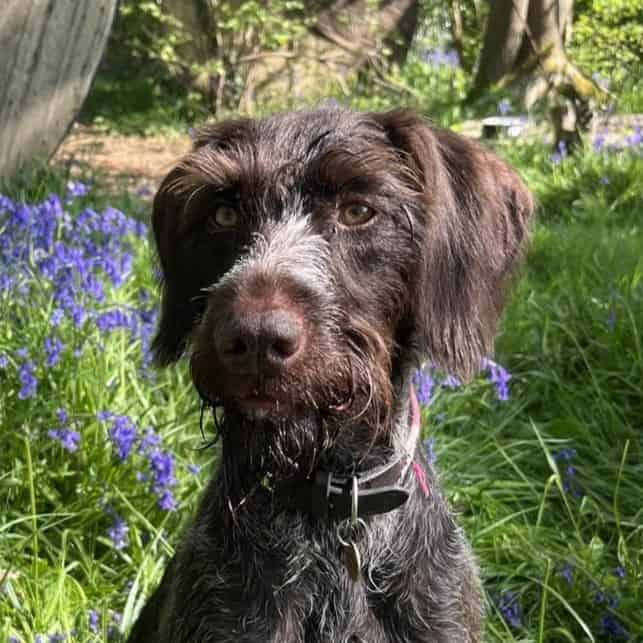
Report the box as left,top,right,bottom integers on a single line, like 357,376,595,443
343,541,362,581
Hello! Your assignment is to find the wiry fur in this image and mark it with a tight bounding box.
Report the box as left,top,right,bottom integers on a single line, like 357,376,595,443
127,104,534,642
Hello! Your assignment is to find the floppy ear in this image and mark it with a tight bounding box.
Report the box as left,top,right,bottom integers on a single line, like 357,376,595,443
150,118,253,366
374,110,535,379
150,166,202,366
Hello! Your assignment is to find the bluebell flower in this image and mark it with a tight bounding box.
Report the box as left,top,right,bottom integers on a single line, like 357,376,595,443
138,427,160,453
498,99,511,115
158,488,176,511
495,591,522,628
550,140,568,164
187,463,201,475
136,183,154,198
625,126,641,148
66,180,89,199
420,48,460,68
47,428,80,453
558,561,574,585
17,360,37,399
107,515,128,550
482,358,512,400
0,353,8,369
442,374,460,389
148,449,176,493
108,415,138,461
50,308,64,326
599,614,629,640
613,566,625,579
43,336,64,367
88,609,99,633
412,368,434,407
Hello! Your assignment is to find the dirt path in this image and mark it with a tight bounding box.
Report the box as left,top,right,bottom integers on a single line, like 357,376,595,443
53,123,191,196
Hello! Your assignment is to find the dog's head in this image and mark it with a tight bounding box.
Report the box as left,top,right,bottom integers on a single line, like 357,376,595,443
151,106,533,477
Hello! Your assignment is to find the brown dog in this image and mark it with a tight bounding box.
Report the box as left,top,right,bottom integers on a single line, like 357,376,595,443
127,105,534,642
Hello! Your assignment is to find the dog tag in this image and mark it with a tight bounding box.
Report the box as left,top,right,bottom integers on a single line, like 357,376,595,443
343,541,361,581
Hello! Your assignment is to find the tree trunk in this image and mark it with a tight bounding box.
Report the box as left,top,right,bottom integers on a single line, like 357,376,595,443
467,0,604,147
0,0,117,178
163,0,419,114
471,0,529,93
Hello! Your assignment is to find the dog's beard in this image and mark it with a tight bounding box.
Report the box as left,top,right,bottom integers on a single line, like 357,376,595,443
217,385,394,507
218,405,332,506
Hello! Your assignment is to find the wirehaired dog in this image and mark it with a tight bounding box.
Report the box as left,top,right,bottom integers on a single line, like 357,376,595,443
127,104,534,642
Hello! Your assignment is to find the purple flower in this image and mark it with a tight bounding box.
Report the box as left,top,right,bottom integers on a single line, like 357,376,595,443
553,448,577,462
148,449,176,492
47,428,80,453
613,566,625,579
135,183,154,198
43,336,64,367
187,463,201,475
553,448,582,496
157,488,176,511
442,374,460,389
138,427,160,454
66,180,89,199
498,99,511,115
420,48,460,68
625,126,641,147
599,614,629,640
558,561,574,585
412,368,434,407
550,140,568,164
495,591,522,629
95,308,136,335
108,415,138,461
0,353,8,369
482,358,512,401
50,308,64,326
17,360,37,399
107,515,128,550
88,609,99,633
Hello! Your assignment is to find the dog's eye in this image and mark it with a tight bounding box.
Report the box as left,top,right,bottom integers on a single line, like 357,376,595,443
209,204,239,230
340,204,376,227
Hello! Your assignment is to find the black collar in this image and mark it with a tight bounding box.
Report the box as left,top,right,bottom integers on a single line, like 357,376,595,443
274,453,411,522
274,389,423,522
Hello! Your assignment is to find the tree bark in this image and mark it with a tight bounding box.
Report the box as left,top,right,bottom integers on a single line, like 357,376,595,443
470,0,530,94
467,0,604,146
0,0,117,178
163,0,419,113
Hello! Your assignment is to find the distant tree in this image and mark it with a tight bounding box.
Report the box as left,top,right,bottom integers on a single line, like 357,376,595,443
466,0,606,147
163,0,419,113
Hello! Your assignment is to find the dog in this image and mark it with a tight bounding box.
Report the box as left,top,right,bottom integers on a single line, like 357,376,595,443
127,104,534,642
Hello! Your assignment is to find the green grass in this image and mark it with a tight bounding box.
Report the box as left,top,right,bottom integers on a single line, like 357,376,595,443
1,134,642,642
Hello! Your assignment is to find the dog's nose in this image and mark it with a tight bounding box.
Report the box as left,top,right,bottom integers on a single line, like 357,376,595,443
216,309,304,374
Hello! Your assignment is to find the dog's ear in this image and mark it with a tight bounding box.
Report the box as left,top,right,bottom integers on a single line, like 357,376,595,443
150,165,200,366
150,118,252,366
373,110,535,379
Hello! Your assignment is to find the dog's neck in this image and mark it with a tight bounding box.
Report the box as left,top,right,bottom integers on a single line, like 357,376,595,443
215,374,420,518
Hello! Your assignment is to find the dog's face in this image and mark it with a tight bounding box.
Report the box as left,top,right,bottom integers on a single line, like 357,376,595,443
152,106,533,477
